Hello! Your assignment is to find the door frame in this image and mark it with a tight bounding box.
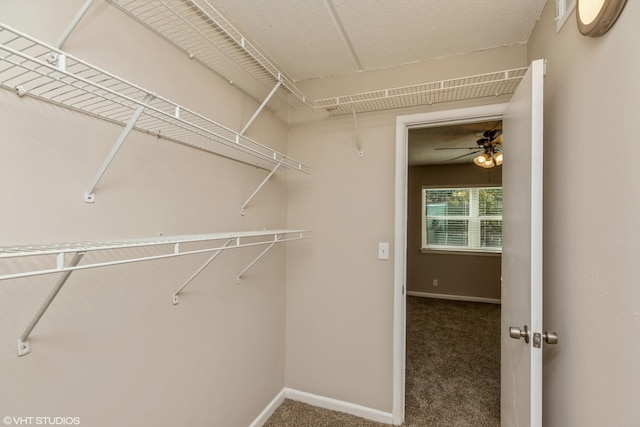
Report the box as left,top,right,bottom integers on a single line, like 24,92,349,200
392,103,508,424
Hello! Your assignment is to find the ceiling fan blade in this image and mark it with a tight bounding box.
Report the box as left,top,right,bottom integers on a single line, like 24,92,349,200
445,150,482,162
434,147,478,150
492,134,503,145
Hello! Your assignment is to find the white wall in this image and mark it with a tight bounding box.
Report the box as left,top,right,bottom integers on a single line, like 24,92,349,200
0,2,290,426
286,45,527,413
527,1,640,425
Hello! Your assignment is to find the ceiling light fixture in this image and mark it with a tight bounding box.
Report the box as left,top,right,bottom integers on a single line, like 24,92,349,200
577,0,627,37
473,129,502,169
473,145,502,169
473,153,488,167
493,151,503,166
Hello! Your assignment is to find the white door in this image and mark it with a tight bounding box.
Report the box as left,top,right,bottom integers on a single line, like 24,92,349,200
501,59,545,427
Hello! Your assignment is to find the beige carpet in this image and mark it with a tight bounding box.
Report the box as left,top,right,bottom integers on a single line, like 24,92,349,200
264,296,500,426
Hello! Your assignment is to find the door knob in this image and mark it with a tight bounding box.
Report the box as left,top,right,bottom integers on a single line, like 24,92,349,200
543,331,558,345
509,325,530,343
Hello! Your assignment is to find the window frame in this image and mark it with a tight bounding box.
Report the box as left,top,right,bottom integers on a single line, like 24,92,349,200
556,0,577,32
421,185,503,255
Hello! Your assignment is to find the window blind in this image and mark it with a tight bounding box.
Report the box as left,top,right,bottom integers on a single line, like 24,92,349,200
422,187,502,252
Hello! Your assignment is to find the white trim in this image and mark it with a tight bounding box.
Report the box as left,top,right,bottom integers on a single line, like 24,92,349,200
407,290,501,305
556,0,577,33
420,248,501,257
248,389,286,427
284,388,394,425
250,388,394,427
393,103,508,425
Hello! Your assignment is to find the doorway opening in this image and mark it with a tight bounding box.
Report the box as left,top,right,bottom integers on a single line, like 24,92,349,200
402,120,503,424
392,103,508,425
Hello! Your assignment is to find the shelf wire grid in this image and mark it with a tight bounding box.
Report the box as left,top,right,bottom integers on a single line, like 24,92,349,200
0,230,310,280
314,67,529,116
0,24,310,173
109,0,308,111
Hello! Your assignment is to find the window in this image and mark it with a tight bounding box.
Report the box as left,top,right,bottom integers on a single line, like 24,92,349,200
422,187,502,253
556,0,577,32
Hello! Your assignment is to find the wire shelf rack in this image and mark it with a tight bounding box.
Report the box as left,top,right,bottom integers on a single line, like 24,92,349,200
314,67,528,116
0,229,309,280
109,0,309,111
1,229,309,356
0,24,310,174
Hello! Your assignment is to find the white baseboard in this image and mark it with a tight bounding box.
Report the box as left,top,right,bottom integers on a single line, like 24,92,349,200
248,389,286,427
407,290,501,305
284,388,394,424
250,387,394,426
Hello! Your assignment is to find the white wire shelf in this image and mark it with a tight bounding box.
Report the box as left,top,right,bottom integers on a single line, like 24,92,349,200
0,229,309,279
2,229,309,356
314,67,528,116
0,24,310,175
109,0,309,111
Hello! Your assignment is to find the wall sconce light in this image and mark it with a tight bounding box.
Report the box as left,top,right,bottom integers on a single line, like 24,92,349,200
577,0,627,37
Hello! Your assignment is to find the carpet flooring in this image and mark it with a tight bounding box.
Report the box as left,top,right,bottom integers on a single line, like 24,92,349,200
263,296,501,426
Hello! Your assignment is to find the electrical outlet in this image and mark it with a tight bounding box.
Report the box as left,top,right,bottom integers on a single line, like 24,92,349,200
433,279,439,287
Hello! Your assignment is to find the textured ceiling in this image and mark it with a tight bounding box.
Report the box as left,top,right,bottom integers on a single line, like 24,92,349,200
212,0,546,81
409,121,502,166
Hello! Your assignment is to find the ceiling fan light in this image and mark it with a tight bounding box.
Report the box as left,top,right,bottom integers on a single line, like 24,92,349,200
483,157,495,168
473,154,487,166
494,151,503,166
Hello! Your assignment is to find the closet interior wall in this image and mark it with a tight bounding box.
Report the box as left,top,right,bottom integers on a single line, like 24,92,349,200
0,2,294,426
286,44,528,413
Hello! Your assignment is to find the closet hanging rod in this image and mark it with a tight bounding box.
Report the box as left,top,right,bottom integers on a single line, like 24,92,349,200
0,24,310,176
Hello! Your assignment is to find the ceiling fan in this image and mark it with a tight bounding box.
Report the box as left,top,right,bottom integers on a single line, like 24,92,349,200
435,129,504,168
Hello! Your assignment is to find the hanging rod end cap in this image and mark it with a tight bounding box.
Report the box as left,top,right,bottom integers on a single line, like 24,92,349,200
172,295,179,305
17,339,30,357
84,191,95,203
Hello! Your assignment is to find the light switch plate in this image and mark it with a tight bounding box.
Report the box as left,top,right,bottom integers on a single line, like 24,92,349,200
378,242,389,260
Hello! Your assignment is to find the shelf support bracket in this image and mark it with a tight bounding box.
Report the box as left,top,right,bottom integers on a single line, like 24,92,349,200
54,0,96,49
172,238,235,305
352,106,363,157
240,159,284,216
236,234,281,284
18,252,86,357
240,79,282,136
84,93,153,203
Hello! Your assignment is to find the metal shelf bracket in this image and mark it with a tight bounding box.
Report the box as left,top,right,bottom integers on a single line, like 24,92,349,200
352,106,363,157
55,0,97,49
172,238,234,305
240,158,285,216
240,79,282,136
236,234,280,284
84,93,153,203
1,230,309,356
17,252,86,357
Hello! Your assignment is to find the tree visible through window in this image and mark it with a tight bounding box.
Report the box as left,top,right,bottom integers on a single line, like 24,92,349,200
422,187,502,253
